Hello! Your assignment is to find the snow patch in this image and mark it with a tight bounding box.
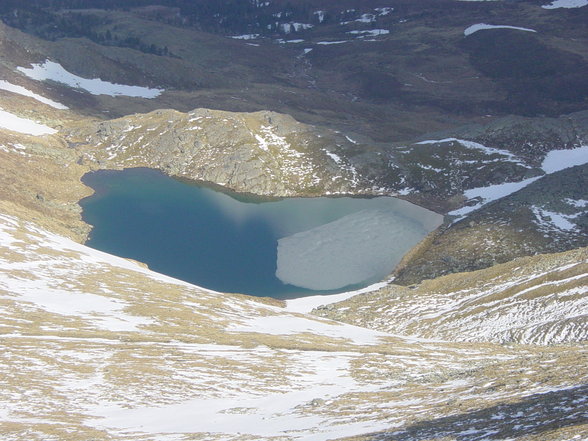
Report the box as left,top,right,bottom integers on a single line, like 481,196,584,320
565,198,588,208
464,23,537,36
314,10,326,23
542,0,588,8
316,40,348,45
0,109,56,135
433,142,588,220
348,29,390,38
228,314,388,345
541,145,588,173
18,60,163,98
0,143,29,156
0,80,68,109
230,34,260,40
286,280,390,313
280,23,313,34
356,13,376,23
254,125,291,152
375,7,394,16
449,177,541,218
532,207,579,232
416,137,526,165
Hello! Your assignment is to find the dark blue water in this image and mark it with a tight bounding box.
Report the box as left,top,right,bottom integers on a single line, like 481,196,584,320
81,168,441,299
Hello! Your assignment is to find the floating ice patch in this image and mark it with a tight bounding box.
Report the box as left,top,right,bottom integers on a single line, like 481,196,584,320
18,60,163,98
276,208,436,290
541,145,588,174
464,23,537,36
0,80,68,109
0,109,56,135
542,0,588,8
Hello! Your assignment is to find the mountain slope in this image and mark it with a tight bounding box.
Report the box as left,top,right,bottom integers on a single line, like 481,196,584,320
1,213,587,440
315,247,587,345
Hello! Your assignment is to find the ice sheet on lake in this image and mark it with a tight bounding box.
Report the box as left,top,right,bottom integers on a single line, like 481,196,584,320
276,208,431,290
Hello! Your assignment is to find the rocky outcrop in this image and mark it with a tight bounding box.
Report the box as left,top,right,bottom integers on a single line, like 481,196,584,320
394,164,588,285
67,108,382,197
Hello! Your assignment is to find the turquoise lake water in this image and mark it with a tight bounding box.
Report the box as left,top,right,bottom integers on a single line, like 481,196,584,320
81,168,442,299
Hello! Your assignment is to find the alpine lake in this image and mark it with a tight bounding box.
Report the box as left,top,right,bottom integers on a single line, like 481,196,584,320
81,168,443,299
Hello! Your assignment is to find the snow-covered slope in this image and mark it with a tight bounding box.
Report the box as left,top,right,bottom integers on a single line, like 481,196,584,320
315,247,588,345
1,213,587,440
